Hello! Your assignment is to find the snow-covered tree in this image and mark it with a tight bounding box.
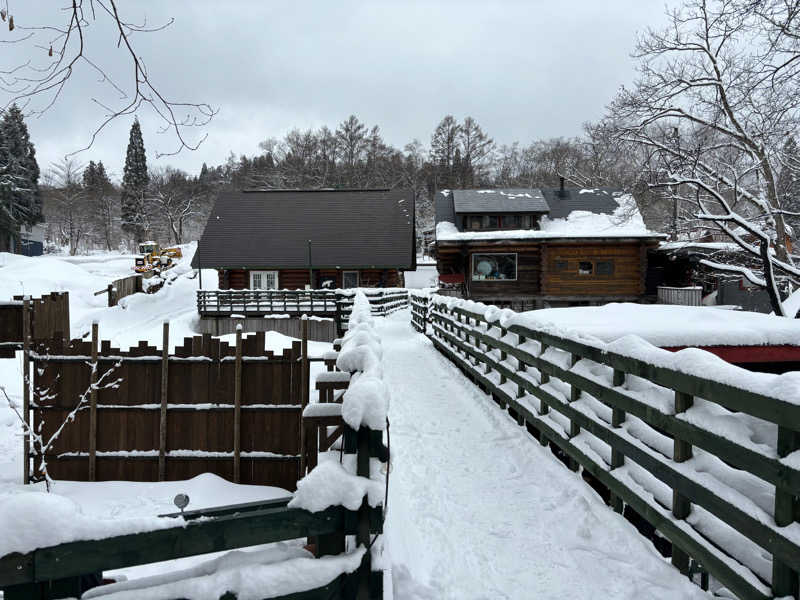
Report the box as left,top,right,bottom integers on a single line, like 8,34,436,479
149,167,199,245
605,0,800,316
121,118,149,246
0,104,41,251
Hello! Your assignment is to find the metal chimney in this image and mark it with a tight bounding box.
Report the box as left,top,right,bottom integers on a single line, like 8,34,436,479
558,176,566,198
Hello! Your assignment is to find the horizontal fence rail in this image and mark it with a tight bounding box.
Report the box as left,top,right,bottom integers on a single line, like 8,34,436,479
197,289,340,318
0,498,384,600
410,291,800,600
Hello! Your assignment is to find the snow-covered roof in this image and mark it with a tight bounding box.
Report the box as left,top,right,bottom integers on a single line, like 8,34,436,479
436,193,663,241
519,303,800,348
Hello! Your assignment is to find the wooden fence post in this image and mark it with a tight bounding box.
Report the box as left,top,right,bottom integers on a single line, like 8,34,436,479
609,369,626,513
233,325,243,484
773,425,800,597
672,390,694,575
158,321,169,481
300,318,309,476
88,321,99,481
22,297,30,485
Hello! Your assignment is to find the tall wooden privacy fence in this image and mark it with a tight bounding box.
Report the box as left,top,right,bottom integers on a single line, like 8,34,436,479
411,292,800,600
0,292,70,357
30,325,305,491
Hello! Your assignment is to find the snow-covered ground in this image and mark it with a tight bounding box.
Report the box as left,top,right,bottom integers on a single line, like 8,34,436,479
379,313,706,599
0,245,330,574
0,247,716,598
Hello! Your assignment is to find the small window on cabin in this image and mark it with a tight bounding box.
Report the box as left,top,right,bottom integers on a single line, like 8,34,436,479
554,260,568,272
469,216,482,230
472,253,517,281
503,215,521,229
578,261,594,275
487,215,500,228
596,261,615,276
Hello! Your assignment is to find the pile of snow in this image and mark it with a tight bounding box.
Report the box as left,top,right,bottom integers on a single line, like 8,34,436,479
520,302,800,348
436,194,662,241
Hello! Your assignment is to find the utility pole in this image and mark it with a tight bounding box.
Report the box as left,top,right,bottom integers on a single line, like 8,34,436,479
307,240,313,289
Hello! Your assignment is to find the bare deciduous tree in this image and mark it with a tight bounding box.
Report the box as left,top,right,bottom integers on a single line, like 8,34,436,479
605,0,800,315
0,1,216,156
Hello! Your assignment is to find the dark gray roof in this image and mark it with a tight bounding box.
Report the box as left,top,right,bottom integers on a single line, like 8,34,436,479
453,188,549,213
193,189,415,269
435,190,456,225
541,187,621,219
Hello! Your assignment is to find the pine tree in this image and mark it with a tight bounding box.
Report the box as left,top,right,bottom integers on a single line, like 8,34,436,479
83,160,115,249
0,104,41,251
120,118,149,245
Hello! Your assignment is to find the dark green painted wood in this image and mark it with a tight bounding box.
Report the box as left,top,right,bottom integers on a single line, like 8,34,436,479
442,303,800,430
32,505,343,582
433,308,800,496
672,391,694,575
432,318,800,573
430,333,771,600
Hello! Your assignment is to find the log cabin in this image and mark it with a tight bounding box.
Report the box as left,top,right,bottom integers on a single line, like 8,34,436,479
434,180,665,309
192,189,416,289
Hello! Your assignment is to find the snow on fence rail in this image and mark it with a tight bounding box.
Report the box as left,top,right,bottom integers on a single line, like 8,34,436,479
410,291,800,600
0,293,387,600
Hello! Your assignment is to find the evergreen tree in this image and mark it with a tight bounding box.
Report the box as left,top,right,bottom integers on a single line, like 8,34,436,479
0,104,41,250
120,118,149,245
83,160,115,249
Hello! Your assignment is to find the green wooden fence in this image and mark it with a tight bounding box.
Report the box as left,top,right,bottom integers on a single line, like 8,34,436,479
410,292,800,600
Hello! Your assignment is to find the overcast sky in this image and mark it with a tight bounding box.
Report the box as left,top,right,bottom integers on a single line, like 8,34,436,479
2,1,676,181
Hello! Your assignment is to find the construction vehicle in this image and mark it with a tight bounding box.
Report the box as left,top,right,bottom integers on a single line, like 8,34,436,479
134,241,183,276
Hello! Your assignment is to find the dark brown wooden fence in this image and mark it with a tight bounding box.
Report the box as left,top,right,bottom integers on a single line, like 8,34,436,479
0,292,70,357
30,326,305,491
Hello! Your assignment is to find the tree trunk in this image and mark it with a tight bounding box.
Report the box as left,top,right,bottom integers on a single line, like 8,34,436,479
761,239,785,316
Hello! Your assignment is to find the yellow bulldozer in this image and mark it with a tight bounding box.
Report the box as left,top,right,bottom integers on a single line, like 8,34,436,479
134,241,183,277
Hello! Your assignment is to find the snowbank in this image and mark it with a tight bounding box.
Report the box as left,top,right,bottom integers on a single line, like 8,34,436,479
519,302,800,348
0,490,182,557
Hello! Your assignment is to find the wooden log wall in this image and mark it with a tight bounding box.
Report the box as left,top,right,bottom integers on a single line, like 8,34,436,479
218,268,401,290
421,292,800,600
30,328,303,491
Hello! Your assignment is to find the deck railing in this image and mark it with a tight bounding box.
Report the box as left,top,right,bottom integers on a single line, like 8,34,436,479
410,291,800,600
657,285,703,306
197,289,340,317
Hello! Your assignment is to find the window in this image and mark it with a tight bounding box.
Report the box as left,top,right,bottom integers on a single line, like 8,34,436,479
487,215,500,228
472,253,517,281
250,270,278,289
342,271,359,289
502,215,521,229
469,216,482,230
554,260,568,272
578,261,593,275
596,261,615,275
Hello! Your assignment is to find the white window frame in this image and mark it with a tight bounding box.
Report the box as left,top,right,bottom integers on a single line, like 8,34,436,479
250,270,279,289
342,270,359,289
471,253,518,281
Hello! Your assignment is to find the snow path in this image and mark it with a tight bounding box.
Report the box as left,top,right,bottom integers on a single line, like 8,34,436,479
380,312,707,599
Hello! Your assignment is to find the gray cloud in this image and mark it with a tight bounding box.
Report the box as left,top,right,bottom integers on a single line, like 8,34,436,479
1,1,675,179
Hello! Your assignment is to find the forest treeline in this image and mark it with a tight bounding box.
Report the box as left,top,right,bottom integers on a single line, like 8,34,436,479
36,112,683,255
